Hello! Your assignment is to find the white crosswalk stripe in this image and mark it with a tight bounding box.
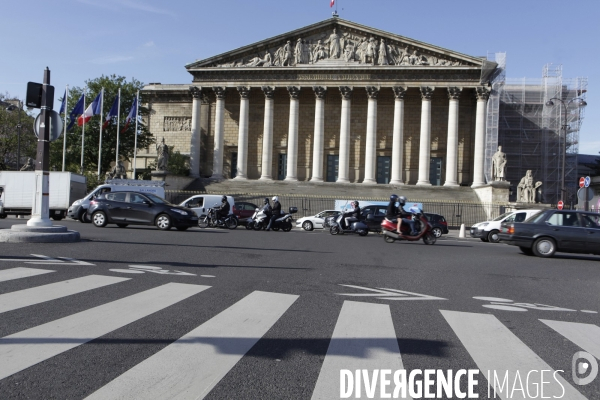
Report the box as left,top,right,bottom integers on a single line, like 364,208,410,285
441,310,586,400
86,290,298,400
540,319,600,358
0,282,210,381
0,275,130,314
0,267,54,282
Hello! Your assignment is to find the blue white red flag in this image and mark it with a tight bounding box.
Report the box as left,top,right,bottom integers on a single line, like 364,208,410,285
330,0,334,7
59,90,66,115
121,96,138,133
103,94,120,129
67,94,85,132
78,91,102,126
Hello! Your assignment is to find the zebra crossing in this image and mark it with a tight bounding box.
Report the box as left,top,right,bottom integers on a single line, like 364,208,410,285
0,267,597,399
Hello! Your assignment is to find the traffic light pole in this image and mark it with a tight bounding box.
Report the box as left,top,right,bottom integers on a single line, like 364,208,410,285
27,67,52,227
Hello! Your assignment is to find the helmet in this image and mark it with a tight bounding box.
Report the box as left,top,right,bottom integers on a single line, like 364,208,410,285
221,195,227,202
353,200,359,207
272,196,279,202
264,197,269,204
390,194,399,202
398,196,407,206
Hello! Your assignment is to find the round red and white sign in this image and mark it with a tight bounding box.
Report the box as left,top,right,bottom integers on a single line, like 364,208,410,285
557,200,564,210
579,177,585,188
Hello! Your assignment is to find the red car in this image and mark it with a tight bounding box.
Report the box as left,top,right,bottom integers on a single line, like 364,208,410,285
233,201,259,226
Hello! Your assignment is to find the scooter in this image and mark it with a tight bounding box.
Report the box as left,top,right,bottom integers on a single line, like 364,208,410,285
380,212,436,244
253,207,298,231
198,204,238,229
329,212,371,236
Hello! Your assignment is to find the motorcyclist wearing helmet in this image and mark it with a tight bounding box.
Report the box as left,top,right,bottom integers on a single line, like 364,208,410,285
215,195,230,221
261,197,273,225
385,194,401,222
342,200,361,230
395,195,417,236
266,196,282,231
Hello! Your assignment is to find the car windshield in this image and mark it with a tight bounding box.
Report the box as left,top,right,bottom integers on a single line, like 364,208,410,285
492,212,513,221
145,193,170,205
528,211,550,224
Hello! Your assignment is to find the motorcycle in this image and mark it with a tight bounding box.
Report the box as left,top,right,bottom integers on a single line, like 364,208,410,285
380,210,436,245
329,212,371,236
198,204,238,229
252,207,298,232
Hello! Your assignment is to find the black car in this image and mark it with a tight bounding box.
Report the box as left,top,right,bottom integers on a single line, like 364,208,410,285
499,209,600,257
87,192,198,231
359,206,448,236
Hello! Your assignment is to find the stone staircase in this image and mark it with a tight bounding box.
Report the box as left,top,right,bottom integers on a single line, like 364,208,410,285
180,178,481,203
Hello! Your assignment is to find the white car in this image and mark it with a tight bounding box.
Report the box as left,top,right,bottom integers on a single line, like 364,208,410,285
470,209,542,243
179,195,235,217
296,210,341,231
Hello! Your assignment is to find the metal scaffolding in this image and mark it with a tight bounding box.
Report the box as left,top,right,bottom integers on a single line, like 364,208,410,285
489,61,587,205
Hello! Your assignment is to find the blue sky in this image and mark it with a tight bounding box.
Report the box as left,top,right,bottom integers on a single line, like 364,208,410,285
1,0,597,153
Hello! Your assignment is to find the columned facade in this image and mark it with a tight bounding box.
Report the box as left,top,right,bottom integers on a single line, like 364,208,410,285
444,87,462,187
337,86,352,183
390,86,406,185
259,86,275,181
472,87,490,188
285,86,300,181
363,86,379,184
189,86,202,178
310,86,327,182
416,86,434,186
211,86,226,180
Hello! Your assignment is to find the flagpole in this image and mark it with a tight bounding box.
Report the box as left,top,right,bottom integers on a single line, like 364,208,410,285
115,88,121,166
62,85,68,172
80,89,86,174
133,91,140,179
97,88,104,179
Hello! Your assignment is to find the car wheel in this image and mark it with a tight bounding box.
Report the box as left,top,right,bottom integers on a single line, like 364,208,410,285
176,226,189,231
225,217,238,230
330,225,340,235
384,235,395,243
198,216,209,229
532,237,556,258
480,237,489,242
431,227,443,238
519,246,534,256
79,210,91,223
92,211,107,227
156,214,172,230
302,221,314,231
117,224,128,228
423,232,437,245
0,214,6,219
282,222,292,232
487,230,500,243
358,229,368,237
253,221,263,231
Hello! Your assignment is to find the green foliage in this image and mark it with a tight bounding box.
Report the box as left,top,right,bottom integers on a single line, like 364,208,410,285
82,171,104,192
145,146,190,177
0,93,37,170
50,75,155,176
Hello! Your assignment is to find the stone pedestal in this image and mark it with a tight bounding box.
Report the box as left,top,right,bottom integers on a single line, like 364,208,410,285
473,181,510,221
151,171,168,182
0,224,80,243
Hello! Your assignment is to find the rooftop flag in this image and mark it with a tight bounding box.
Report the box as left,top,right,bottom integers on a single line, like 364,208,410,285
330,0,334,7
67,94,85,132
121,96,138,133
78,91,102,126
102,94,120,129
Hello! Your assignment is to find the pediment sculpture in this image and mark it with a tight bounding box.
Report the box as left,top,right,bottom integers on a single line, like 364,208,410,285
209,26,466,68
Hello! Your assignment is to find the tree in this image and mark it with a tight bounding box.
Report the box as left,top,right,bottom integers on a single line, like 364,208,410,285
0,93,37,170
50,75,154,177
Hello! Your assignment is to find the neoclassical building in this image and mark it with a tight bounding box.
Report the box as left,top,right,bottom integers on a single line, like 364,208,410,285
141,17,499,188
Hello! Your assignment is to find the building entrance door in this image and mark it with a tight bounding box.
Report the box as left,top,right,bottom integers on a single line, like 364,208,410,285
278,154,287,180
326,155,339,182
429,157,442,186
230,152,238,179
376,156,391,184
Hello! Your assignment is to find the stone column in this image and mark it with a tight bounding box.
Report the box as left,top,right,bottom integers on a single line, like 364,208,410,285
390,86,406,185
234,86,250,180
189,86,202,178
285,86,300,181
337,86,353,183
472,87,490,188
210,86,226,180
363,86,380,184
310,86,327,182
444,87,462,187
259,86,275,181
416,86,435,186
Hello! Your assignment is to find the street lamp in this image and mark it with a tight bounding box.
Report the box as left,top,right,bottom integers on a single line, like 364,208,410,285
545,96,587,203
5,100,23,170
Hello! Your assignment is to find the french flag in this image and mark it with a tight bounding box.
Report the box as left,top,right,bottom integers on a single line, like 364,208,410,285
67,94,85,132
121,96,138,133
103,94,120,129
330,0,334,7
78,92,102,126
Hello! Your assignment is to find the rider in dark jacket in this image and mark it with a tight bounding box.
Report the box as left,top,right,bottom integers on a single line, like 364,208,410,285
266,196,281,231
215,195,230,221
342,201,360,230
396,195,417,236
261,197,272,221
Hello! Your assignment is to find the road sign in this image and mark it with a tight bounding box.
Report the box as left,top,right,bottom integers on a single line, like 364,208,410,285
26,82,54,109
579,177,585,188
557,201,564,210
585,176,591,188
577,187,594,202
33,110,63,142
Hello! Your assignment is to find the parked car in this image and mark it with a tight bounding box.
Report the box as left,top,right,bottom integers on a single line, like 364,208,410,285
470,209,542,243
88,192,198,231
360,205,388,232
423,213,449,238
499,209,600,257
233,201,258,226
179,195,235,218
296,210,341,231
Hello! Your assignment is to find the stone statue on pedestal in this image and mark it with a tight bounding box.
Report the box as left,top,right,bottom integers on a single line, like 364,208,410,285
156,137,169,171
20,158,35,171
491,146,507,181
517,170,543,203
106,160,127,181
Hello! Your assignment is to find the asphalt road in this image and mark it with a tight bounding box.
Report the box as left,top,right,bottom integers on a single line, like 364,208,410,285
0,217,599,399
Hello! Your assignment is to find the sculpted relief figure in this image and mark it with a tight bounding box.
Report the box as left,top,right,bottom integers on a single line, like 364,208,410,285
312,40,327,62
294,38,307,65
344,42,355,62
491,146,507,181
517,170,543,203
325,28,341,59
378,39,388,65
106,160,127,181
156,137,169,172
364,38,377,65
244,52,272,67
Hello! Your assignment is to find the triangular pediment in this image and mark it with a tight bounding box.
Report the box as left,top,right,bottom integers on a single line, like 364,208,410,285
186,18,486,70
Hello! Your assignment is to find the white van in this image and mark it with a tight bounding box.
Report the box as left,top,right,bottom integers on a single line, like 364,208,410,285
67,179,165,223
470,209,542,243
179,194,235,217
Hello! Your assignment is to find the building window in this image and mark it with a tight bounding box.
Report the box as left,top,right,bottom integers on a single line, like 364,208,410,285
231,152,237,179
278,154,287,180
376,156,391,184
327,155,339,182
430,157,443,186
